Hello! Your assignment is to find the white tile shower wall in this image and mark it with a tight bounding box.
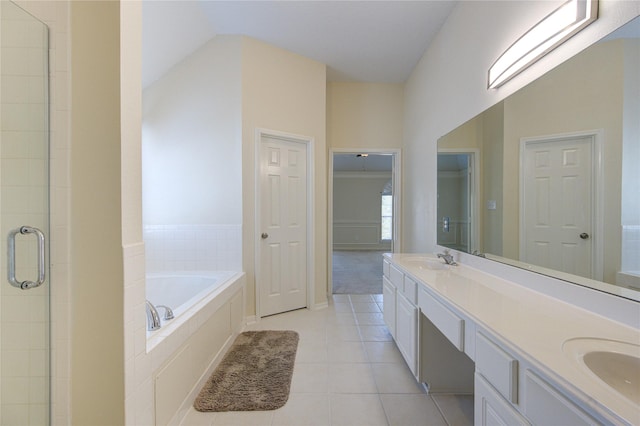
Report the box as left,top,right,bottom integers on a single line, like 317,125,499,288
7,1,71,424
144,225,242,273
622,225,640,272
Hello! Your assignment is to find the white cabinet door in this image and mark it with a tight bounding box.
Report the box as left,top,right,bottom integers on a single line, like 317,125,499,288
396,291,419,376
475,373,530,426
523,370,597,425
383,276,396,338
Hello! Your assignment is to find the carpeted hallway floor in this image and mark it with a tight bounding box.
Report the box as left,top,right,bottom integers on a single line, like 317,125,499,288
332,250,385,294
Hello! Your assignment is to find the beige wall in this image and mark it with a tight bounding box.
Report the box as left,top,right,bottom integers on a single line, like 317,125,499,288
241,37,327,314
333,173,393,250
70,1,124,424
327,82,403,149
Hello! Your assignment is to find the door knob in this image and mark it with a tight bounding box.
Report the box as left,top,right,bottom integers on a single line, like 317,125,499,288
579,232,590,240
261,233,269,239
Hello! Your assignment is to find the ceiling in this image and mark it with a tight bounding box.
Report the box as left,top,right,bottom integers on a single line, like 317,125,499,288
142,1,457,88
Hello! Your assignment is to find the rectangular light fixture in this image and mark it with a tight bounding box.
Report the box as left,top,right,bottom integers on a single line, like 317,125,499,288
488,0,598,89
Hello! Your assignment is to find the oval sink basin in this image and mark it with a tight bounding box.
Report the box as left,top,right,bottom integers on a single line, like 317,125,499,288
563,338,640,405
401,256,449,271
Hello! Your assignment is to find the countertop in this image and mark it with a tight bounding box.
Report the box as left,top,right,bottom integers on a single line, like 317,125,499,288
384,253,640,425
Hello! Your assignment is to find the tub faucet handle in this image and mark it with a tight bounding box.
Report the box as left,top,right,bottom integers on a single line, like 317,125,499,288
156,305,174,320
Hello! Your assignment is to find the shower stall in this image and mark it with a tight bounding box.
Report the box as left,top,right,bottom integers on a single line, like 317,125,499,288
0,1,50,423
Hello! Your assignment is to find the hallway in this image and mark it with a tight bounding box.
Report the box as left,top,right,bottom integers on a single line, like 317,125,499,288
332,251,385,294
181,294,473,425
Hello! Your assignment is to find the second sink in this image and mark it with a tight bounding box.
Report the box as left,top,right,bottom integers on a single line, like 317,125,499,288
563,337,640,405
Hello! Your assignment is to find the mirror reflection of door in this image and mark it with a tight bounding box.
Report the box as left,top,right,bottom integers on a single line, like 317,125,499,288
521,134,598,280
437,153,475,252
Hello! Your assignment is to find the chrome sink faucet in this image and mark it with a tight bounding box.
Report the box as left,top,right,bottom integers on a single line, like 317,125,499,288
145,300,161,331
437,249,457,266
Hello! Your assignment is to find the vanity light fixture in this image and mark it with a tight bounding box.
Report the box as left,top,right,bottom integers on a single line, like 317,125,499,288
488,0,598,89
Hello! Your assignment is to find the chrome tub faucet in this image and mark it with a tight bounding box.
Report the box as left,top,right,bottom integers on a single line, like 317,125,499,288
145,300,161,331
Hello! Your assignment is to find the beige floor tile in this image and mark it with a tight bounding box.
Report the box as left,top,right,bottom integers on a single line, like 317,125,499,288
327,312,357,325
364,341,405,364
351,302,382,313
180,408,215,426
327,324,361,342
330,394,388,426
296,328,327,343
380,394,447,426
290,363,329,393
359,325,393,342
296,338,328,363
372,363,425,394
329,363,378,393
211,410,274,426
431,394,474,426
355,312,385,325
332,302,354,313
328,340,368,363
272,394,330,426
349,294,376,303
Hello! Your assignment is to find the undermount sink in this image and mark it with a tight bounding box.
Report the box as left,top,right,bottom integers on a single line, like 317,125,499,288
563,338,640,405
401,256,450,271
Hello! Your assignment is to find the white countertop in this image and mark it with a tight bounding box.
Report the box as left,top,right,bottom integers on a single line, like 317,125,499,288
384,253,640,425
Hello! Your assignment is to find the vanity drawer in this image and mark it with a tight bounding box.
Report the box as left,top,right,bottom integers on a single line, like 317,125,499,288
418,287,464,351
476,332,518,404
403,275,417,305
390,264,404,290
383,259,390,279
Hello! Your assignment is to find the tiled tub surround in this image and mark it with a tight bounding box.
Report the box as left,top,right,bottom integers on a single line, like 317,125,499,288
384,253,640,425
143,224,241,273
148,271,245,425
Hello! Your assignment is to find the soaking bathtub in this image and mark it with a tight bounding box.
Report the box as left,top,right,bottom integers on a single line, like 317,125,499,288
144,270,246,424
145,271,242,349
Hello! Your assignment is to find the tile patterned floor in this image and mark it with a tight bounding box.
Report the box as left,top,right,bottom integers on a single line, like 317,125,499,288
181,294,473,426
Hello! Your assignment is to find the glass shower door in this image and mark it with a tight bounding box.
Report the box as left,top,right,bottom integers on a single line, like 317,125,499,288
0,1,50,424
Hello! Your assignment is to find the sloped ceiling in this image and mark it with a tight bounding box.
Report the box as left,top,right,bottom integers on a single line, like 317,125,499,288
142,1,457,88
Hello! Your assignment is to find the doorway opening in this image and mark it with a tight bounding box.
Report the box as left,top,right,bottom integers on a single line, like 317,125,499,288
437,151,479,253
329,150,401,295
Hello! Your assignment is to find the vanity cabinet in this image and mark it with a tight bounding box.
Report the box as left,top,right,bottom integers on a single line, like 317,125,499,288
475,373,530,426
385,264,420,377
395,290,419,375
382,255,628,425
523,370,596,425
382,275,396,338
476,331,600,426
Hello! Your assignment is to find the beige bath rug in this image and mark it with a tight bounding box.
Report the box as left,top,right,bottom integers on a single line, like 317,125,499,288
194,330,299,412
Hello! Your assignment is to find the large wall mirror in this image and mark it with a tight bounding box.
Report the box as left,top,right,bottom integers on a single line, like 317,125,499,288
437,16,640,301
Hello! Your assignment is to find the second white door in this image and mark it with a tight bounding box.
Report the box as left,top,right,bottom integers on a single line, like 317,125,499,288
259,135,308,317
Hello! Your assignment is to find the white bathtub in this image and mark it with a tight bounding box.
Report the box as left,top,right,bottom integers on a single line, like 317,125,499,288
145,270,246,424
145,271,241,348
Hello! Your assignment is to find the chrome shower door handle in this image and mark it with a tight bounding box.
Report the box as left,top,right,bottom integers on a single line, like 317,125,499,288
8,226,46,290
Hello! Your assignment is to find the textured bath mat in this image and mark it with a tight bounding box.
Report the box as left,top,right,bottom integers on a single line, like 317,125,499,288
194,330,299,412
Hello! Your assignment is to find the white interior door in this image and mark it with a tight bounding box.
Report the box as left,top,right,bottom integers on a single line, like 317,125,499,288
521,135,594,279
258,135,308,317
